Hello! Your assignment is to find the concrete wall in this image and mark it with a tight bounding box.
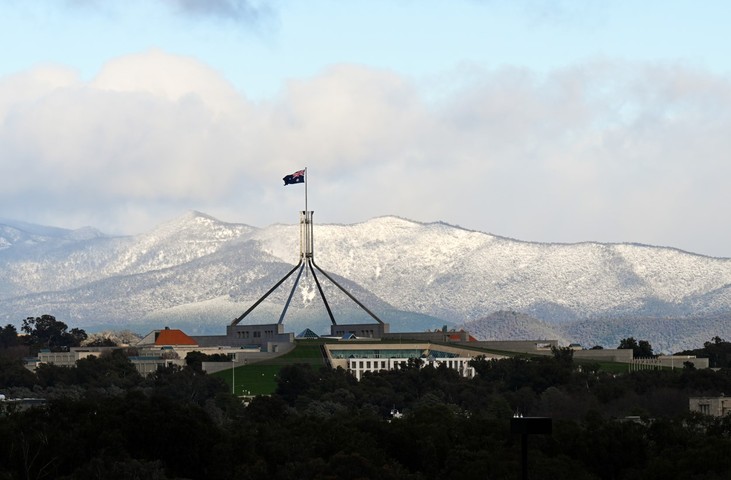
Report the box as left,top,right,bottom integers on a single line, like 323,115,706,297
468,340,558,354
690,396,731,417
32,347,186,378
193,323,294,351
574,349,634,363
129,357,185,376
331,323,389,339
657,355,709,369
200,344,298,374
192,335,233,347
36,350,103,368
383,330,472,343
630,355,709,370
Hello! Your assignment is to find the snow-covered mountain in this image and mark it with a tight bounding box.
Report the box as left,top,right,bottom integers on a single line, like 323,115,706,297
1,211,730,351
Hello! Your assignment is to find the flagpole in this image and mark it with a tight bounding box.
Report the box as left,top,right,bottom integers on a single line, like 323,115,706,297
305,167,308,214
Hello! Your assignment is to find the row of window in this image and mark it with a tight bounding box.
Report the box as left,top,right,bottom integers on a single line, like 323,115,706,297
235,330,276,339
333,329,378,337
347,357,475,381
349,360,391,369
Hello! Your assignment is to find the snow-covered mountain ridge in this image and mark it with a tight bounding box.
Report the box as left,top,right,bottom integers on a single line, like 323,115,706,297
1,212,730,350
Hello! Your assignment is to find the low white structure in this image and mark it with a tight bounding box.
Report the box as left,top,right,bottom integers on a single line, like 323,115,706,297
345,356,478,380
29,348,185,376
36,349,103,367
323,342,506,381
630,355,709,371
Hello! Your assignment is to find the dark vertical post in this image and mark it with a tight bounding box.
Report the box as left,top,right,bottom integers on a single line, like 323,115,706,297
521,433,528,480
510,417,552,480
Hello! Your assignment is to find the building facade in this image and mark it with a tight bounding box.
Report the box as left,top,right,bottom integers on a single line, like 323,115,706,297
323,342,506,381
689,396,731,417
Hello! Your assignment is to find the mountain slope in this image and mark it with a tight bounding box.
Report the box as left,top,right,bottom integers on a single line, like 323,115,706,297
271,217,731,324
1,212,731,349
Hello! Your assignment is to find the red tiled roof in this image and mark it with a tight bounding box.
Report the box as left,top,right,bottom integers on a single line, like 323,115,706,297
155,329,197,346
447,333,478,342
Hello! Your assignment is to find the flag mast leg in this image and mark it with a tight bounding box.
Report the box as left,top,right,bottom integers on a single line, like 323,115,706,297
235,166,386,332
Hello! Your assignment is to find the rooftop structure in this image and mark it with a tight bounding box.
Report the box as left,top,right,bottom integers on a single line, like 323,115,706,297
138,327,198,347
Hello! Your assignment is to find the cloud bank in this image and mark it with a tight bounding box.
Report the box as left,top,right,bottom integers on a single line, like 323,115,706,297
1,51,730,257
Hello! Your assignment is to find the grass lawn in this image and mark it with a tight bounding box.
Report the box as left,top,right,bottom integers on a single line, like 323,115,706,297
213,341,326,396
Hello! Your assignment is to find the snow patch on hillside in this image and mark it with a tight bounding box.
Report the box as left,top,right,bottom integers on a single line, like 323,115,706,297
2,212,731,351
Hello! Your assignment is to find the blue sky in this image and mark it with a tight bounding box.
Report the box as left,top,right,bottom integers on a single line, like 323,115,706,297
2,0,731,257
4,1,730,98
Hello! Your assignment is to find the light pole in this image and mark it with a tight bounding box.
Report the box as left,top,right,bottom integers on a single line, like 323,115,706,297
232,358,235,395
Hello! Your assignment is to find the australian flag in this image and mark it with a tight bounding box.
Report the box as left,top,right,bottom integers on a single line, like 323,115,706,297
283,169,305,186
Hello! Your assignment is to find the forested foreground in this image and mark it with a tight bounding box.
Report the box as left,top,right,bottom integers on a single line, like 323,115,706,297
4,351,731,479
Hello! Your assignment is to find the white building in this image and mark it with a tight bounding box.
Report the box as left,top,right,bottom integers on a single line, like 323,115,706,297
323,342,506,381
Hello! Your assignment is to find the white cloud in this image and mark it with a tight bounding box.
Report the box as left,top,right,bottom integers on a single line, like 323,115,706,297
1,51,730,256
91,49,248,114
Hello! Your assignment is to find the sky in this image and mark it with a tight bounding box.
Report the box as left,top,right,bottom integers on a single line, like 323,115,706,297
1,0,731,257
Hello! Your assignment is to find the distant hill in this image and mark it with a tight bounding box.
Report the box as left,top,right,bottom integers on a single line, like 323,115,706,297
458,310,731,353
2,211,731,350
460,311,567,343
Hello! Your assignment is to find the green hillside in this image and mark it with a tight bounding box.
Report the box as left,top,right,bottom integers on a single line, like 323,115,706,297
213,341,326,395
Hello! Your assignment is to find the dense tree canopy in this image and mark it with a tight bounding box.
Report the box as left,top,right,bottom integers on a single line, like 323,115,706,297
185,350,231,373
21,315,87,352
0,324,19,349
678,336,731,368
3,333,731,479
618,336,654,357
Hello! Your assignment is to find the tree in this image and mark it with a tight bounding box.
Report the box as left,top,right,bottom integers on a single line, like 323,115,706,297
21,315,87,351
276,363,320,404
637,340,654,357
618,337,639,352
0,355,36,388
185,350,207,372
185,351,231,373
700,337,731,368
74,349,142,388
676,337,731,368
618,337,654,358
0,324,19,349
551,346,574,364
85,337,117,347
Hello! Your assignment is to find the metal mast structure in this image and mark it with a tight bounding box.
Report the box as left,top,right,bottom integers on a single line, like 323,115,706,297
230,168,384,328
